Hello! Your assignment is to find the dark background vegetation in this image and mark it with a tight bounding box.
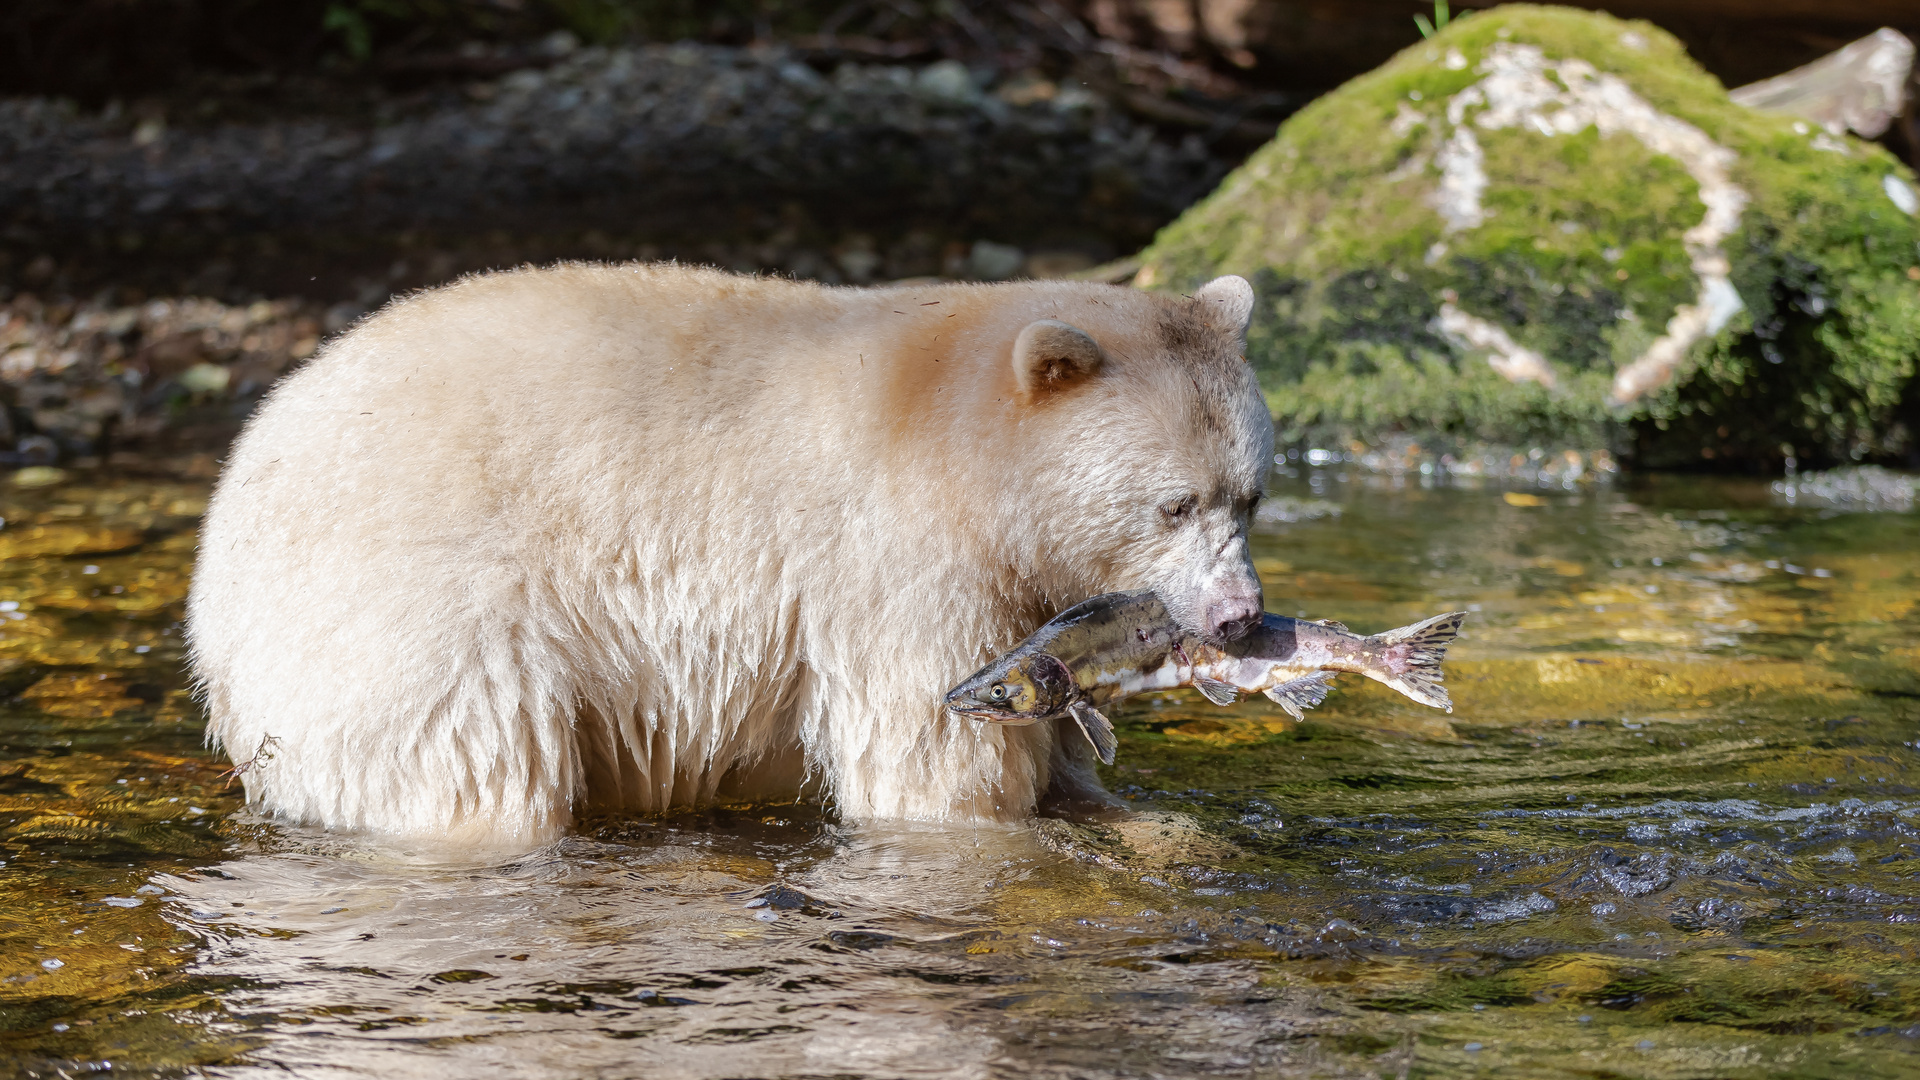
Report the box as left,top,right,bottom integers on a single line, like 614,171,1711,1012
6,1,1917,152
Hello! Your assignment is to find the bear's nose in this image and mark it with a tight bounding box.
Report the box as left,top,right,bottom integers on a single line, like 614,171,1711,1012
1205,595,1263,641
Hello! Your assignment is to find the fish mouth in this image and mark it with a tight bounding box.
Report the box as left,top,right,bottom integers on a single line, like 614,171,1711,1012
944,701,1042,725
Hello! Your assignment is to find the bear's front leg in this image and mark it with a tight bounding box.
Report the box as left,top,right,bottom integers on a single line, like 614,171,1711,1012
813,684,1062,824
1039,714,1131,821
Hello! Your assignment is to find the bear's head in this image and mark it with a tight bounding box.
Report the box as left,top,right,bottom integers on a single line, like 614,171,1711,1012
1006,275,1272,642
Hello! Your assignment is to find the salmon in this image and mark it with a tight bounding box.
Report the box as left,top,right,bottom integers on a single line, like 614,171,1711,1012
944,591,1465,765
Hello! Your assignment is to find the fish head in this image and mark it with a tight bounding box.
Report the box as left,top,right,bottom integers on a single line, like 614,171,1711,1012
943,652,1076,724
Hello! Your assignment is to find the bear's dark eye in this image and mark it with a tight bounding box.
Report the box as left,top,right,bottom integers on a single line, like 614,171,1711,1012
988,684,1008,702
1160,495,1197,523
1242,494,1262,519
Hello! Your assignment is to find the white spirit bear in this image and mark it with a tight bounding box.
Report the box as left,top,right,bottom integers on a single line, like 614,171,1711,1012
186,264,1272,847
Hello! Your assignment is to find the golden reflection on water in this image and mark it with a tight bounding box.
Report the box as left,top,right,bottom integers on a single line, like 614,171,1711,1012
1,467,1918,1078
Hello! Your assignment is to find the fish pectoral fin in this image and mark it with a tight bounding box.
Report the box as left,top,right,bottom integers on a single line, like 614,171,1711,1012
1193,677,1240,707
1067,701,1118,766
1263,671,1337,720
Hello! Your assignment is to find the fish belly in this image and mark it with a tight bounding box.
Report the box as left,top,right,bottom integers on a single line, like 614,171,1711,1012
1212,657,1326,693
1089,656,1186,705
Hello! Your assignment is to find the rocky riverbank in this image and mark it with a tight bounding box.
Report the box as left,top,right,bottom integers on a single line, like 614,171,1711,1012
0,293,332,466
1,40,1245,303
0,38,1265,464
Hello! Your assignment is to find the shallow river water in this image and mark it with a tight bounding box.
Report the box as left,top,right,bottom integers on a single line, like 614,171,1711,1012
1,466,1917,1078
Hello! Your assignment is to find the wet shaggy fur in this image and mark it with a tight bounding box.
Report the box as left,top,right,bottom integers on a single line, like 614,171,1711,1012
187,263,1272,848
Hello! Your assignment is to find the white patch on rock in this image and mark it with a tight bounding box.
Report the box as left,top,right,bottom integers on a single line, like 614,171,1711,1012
1698,277,1744,334
1428,43,1750,404
1430,126,1487,232
1433,302,1557,388
1809,132,1852,155
1884,174,1918,216
1391,102,1428,137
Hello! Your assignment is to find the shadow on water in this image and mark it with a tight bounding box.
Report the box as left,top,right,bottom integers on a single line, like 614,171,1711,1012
1,464,1918,1077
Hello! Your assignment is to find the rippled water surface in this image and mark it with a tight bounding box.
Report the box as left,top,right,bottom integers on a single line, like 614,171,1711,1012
2,467,1918,1078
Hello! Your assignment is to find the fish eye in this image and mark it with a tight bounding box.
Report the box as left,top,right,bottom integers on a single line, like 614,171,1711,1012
988,684,1008,702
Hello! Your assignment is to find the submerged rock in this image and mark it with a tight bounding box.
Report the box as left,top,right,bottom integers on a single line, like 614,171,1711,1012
1772,465,1919,512
1136,5,1920,467
1032,810,1242,876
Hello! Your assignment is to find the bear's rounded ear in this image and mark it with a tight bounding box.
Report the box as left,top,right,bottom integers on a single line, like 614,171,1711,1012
1013,319,1105,401
1193,275,1255,337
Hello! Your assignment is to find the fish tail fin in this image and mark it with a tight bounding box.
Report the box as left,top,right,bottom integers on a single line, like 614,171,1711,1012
1263,670,1336,720
1368,611,1468,713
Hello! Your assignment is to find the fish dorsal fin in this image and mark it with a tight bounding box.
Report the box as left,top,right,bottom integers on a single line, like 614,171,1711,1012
1051,590,1157,625
1314,619,1350,632
1263,671,1337,720
1067,700,1118,765
1194,676,1240,707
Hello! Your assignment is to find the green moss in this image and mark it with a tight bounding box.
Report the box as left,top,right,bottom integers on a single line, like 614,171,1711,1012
1138,4,1920,466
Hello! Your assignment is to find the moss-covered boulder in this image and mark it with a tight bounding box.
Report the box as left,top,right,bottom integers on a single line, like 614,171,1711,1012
1136,5,1920,467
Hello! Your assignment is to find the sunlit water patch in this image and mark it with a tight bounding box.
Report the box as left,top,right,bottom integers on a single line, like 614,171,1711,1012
1,467,1917,1078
